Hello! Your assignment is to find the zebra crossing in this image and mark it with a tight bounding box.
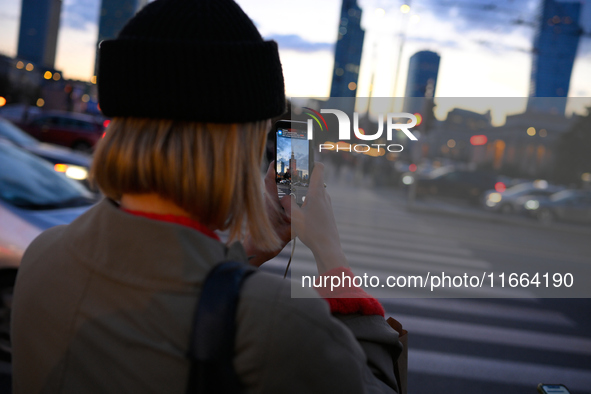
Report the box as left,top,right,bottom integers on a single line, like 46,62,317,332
267,185,534,298
262,180,591,393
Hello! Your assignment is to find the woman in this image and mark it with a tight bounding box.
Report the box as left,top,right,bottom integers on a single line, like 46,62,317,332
11,0,403,392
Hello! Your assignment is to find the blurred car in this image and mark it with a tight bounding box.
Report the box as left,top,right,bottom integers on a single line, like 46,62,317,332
522,190,591,224
15,110,107,152
399,164,456,188
412,167,500,202
0,140,98,361
482,181,564,214
496,175,531,189
0,103,42,124
389,161,411,186
0,117,92,185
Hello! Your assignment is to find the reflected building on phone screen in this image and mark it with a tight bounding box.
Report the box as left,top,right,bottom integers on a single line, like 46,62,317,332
289,151,297,181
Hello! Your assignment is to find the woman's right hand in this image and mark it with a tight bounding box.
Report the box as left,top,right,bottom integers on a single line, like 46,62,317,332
290,163,349,274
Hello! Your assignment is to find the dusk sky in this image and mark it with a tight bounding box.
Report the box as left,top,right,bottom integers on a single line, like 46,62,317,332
1,0,590,118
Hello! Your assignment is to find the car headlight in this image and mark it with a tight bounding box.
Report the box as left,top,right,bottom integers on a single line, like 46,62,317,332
486,192,502,206
525,200,540,210
402,175,414,185
54,163,88,180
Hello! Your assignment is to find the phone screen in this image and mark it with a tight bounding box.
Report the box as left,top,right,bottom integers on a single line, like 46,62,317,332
274,120,313,206
538,384,571,394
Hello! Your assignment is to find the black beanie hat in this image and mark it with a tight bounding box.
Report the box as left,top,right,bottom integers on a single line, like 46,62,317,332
97,0,286,123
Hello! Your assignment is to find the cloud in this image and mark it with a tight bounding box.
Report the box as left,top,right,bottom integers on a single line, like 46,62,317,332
415,0,538,34
0,12,18,20
60,0,100,31
470,38,532,54
406,35,531,56
266,34,334,53
405,35,460,49
395,0,537,57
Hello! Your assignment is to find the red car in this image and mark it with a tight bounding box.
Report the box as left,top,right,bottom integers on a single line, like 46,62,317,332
17,111,106,152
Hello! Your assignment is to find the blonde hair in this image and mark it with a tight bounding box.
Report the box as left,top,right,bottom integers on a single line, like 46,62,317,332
91,117,280,251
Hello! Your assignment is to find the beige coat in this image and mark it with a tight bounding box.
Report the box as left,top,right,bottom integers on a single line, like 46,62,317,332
12,199,402,393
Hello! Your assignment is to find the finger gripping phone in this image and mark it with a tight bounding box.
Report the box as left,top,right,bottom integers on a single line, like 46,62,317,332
274,120,314,206
537,384,572,394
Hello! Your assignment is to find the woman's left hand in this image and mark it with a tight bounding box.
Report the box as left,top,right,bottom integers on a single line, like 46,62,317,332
243,161,293,267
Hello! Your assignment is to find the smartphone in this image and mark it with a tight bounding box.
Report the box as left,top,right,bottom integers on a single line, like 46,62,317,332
274,120,314,206
537,384,572,394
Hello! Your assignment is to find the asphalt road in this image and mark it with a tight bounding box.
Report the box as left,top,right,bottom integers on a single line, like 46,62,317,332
263,179,591,394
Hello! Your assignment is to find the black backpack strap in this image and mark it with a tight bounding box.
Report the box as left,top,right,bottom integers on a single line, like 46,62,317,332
186,261,257,394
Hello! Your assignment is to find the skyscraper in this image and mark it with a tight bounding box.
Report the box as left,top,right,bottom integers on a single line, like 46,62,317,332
95,0,148,74
17,0,62,68
527,0,581,115
402,51,440,115
289,151,297,180
329,0,365,98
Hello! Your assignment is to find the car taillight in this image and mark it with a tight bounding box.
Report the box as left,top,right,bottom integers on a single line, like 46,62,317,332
103,119,110,128
495,182,506,192
54,164,68,172
470,135,488,146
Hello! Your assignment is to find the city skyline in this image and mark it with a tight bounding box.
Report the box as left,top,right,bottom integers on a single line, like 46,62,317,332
0,0,590,116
